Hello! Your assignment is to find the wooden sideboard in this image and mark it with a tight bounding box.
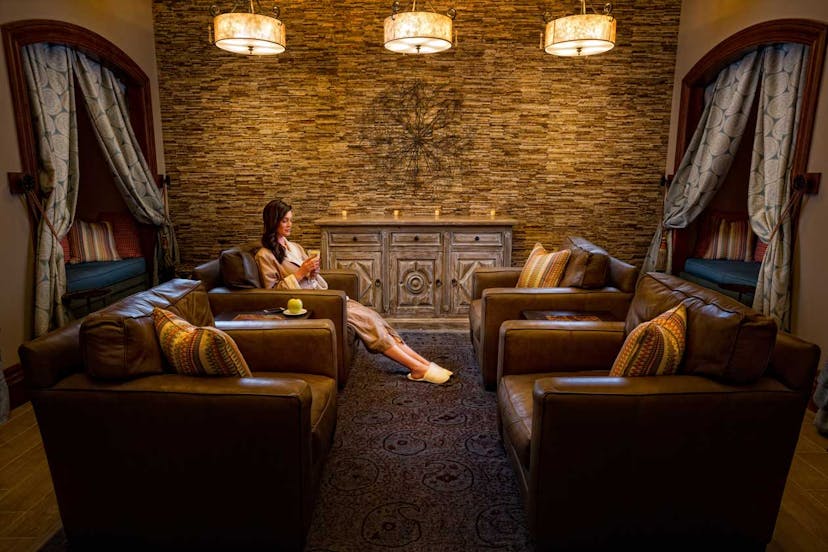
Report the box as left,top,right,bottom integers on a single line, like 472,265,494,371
317,217,516,318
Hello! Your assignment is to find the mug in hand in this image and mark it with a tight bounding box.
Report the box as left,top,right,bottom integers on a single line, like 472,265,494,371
307,249,321,270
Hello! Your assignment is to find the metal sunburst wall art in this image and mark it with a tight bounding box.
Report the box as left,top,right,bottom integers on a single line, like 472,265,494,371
365,80,468,187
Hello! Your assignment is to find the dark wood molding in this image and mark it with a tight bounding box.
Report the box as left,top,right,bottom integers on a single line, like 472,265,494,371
1,19,158,195
675,19,828,178
3,363,28,410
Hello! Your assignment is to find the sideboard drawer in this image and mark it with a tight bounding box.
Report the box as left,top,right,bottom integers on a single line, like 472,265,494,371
451,232,503,246
329,232,382,246
390,232,442,247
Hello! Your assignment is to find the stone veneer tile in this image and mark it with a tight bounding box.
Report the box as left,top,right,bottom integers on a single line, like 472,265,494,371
153,0,681,273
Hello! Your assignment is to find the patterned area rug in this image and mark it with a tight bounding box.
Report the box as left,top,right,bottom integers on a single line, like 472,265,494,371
305,331,533,552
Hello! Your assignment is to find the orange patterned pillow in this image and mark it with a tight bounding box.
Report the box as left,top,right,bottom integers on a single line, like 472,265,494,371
611,303,687,377
516,243,571,288
152,307,251,377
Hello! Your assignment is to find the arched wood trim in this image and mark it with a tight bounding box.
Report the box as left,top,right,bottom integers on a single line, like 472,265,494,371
671,19,827,275
2,19,158,193
675,19,827,179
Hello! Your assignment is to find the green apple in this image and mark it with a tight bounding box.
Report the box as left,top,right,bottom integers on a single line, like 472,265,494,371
287,298,303,313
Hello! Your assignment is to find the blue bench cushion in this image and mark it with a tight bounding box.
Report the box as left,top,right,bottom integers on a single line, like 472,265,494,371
66,258,147,292
682,258,761,288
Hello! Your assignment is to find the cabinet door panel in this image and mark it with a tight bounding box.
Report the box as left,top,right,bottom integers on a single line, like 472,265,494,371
449,250,503,314
389,251,443,317
329,250,383,311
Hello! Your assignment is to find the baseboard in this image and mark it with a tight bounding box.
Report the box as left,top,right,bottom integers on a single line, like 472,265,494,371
3,363,28,409
386,317,470,331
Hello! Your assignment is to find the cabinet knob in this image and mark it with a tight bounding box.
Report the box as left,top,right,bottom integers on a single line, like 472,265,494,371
374,279,382,288
352,236,358,242
474,236,480,241
436,279,442,288
414,235,419,241
451,278,458,287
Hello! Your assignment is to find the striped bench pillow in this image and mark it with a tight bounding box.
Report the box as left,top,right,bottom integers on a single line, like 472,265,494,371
67,220,121,263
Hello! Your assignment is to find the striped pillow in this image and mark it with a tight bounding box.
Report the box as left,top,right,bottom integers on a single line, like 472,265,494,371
516,243,571,288
611,303,687,377
67,220,121,263
152,307,251,377
697,216,755,261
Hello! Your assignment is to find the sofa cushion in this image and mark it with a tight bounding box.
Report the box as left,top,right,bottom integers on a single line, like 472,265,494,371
80,279,214,380
220,247,262,289
517,244,571,288
499,371,610,469
611,303,686,377
560,246,609,289
627,273,777,383
153,308,251,377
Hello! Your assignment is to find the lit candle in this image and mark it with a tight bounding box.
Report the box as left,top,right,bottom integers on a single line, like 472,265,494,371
434,208,441,218
341,209,348,219
489,209,496,219
393,209,400,218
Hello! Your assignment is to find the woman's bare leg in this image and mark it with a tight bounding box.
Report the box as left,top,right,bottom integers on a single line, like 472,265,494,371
383,344,430,378
398,342,429,365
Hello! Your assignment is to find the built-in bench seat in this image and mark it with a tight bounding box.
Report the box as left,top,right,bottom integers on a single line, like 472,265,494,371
680,257,760,305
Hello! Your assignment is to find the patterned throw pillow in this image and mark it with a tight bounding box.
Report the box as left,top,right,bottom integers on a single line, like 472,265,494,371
516,243,571,288
98,211,143,258
152,307,251,377
611,303,687,377
67,220,121,263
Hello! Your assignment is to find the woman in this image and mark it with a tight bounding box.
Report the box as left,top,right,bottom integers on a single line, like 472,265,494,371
255,199,453,384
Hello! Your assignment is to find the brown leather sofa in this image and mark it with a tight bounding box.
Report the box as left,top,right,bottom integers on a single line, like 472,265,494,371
19,279,338,551
497,272,820,550
469,236,638,389
193,243,360,386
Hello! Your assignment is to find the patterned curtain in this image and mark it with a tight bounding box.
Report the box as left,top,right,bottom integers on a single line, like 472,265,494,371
642,51,762,274
22,44,80,335
72,51,179,283
749,44,809,329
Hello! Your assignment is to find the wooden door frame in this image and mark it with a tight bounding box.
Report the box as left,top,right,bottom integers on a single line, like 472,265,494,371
2,19,158,194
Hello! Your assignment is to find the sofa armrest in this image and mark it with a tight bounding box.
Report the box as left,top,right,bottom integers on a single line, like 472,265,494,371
19,319,84,389
321,269,359,299
526,374,806,545
498,320,625,378
472,268,522,299
32,372,316,539
478,287,633,389
220,319,338,380
769,331,821,395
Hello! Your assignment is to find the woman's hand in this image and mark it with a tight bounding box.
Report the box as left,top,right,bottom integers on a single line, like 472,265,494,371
297,256,320,280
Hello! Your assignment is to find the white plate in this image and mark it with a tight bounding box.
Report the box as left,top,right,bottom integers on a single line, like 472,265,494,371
283,308,308,316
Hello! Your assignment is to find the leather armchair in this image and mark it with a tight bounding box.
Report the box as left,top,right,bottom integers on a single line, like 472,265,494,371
469,237,638,390
496,272,820,550
192,243,359,386
19,279,338,551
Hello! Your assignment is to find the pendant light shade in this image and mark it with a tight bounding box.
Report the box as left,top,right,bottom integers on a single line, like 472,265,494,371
211,2,285,55
384,2,456,55
544,1,616,57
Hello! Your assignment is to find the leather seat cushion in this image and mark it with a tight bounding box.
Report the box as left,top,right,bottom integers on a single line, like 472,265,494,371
499,370,608,469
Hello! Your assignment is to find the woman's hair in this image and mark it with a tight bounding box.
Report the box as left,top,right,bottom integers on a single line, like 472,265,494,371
261,199,292,263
